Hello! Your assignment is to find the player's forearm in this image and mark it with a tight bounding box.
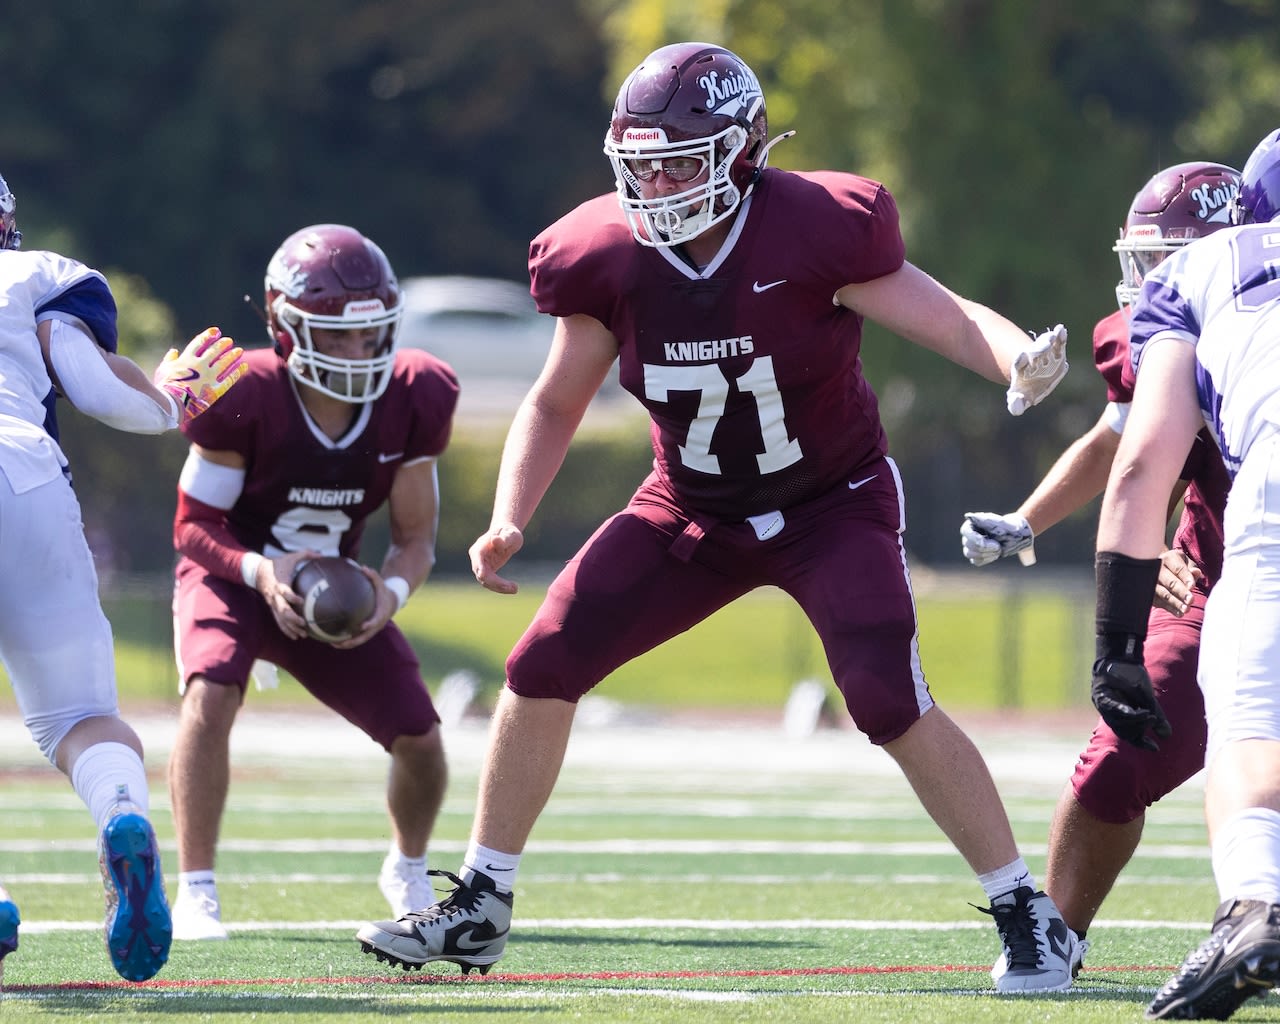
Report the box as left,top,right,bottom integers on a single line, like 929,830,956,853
381,518,437,592
950,298,1028,384
490,397,580,532
43,320,177,432
1017,421,1118,535
1097,476,1177,558
379,538,434,615
173,489,258,586
102,352,176,419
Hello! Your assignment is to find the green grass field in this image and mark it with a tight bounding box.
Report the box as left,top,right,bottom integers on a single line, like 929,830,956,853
0,706,1241,1024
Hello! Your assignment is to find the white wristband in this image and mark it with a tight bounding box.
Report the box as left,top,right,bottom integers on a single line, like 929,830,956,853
385,575,411,614
241,551,264,588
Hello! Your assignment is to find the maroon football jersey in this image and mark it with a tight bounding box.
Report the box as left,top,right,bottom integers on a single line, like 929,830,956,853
529,167,905,518
180,346,458,558
1097,311,1227,588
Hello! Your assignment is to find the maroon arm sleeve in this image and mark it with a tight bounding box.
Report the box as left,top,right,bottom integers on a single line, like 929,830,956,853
174,488,254,585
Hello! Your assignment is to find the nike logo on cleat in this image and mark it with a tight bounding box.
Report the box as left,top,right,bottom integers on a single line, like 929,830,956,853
452,928,507,951
1045,918,1072,963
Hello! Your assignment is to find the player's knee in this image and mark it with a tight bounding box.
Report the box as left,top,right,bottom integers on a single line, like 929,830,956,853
506,637,594,702
27,711,87,766
1073,719,1206,824
1073,745,1173,824
180,676,241,728
390,728,445,774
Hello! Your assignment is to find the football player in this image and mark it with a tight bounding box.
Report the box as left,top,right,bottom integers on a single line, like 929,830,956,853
960,161,1240,981
166,224,459,942
0,169,245,983
357,41,1074,990
1097,127,1280,1021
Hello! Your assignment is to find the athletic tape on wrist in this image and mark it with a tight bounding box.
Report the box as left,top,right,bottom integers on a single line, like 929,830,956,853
385,576,411,614
241,551,264,588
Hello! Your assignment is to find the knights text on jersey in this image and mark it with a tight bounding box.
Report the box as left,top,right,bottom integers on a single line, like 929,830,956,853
180,347,458,556
528,168,905,518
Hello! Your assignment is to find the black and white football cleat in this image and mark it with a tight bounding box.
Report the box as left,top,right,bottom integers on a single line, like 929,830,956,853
1147,899,1280,1020
979,885,1076,993
357,869,513,975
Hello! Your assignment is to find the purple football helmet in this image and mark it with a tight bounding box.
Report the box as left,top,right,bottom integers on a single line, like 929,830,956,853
1232,128,1280,225
0,172,21,251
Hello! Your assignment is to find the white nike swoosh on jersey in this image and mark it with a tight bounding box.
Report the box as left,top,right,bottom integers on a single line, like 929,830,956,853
752,279,787,293
848,475,877,490
377,452,405,464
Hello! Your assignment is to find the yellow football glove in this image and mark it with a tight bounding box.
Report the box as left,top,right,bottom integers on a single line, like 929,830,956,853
153,327,247,424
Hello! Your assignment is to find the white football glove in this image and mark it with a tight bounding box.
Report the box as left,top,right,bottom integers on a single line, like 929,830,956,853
960,512,1037,567
1006,323,1068,416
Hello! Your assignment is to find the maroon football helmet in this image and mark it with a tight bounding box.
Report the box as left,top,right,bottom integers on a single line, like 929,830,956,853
604,42,770,246
0,172,21,251
264,224,402,403
1114,161,1240,308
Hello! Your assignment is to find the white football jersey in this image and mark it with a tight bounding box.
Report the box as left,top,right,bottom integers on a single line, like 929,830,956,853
1129,223,1280,478
0,250,111,491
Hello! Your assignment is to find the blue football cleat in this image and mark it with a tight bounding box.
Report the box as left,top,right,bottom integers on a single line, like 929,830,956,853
100,810,172,982
0,889,19,983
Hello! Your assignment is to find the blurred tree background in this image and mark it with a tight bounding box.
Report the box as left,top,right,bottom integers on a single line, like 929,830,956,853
5,0,1279,578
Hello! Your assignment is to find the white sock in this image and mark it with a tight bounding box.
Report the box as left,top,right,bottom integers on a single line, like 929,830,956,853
1212,808,1280,904
461,841,520,894
69,741,149,830
978,858,1035,901
178,870,217,894
386,841,427,874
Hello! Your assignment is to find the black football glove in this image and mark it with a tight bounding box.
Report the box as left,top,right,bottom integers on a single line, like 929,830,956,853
1091,657,1171,752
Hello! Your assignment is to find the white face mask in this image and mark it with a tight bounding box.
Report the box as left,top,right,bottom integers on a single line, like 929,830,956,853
605,125,750,247
276,297,403,404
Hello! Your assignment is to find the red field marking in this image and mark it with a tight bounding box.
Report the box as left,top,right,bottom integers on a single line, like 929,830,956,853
2,962,1175,993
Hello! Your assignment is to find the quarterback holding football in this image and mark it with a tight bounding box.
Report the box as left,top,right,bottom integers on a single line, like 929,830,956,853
166,224,459,942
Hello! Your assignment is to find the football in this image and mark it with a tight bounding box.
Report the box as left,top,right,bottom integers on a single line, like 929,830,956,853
291,556,377,642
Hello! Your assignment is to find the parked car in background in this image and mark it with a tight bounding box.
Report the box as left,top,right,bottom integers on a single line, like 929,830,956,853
398,275,624,428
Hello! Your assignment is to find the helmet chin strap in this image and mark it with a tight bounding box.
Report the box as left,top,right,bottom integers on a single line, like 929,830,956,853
743,130,795,192
757,130,796,169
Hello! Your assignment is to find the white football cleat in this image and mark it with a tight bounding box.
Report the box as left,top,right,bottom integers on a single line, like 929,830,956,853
992,931,1088,985
171,885,228,942
981,886,1076,993
378,851,434,919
